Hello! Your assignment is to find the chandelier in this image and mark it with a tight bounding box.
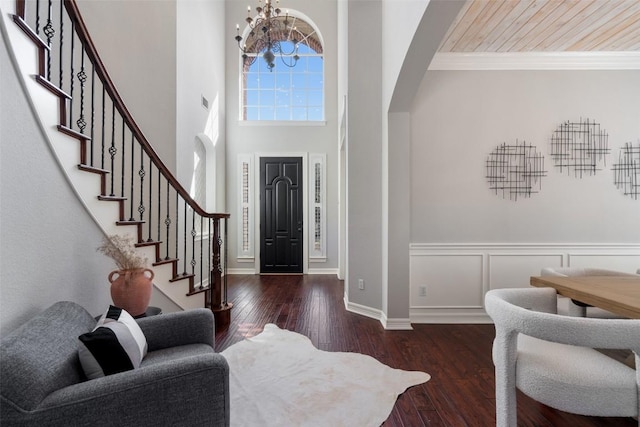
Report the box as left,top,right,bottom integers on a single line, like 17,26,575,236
235,0,300,71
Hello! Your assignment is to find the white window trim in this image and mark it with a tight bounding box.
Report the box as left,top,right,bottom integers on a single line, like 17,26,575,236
309,153,326,261
237,154,254,261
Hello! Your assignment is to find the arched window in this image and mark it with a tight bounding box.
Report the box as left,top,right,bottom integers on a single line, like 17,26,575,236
238,11,324,121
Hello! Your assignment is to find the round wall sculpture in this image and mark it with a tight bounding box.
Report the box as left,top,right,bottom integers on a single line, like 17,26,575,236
484,118,637,201
612,141,640,200
549,118,610,178
486,140,547,201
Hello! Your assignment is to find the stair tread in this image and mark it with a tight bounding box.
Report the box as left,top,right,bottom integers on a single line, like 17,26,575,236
78,164,109,174
58,125,91,141
187,287,210,297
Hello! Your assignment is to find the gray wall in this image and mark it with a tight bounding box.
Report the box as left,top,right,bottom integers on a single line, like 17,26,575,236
411,70,640,244
1,36,112,337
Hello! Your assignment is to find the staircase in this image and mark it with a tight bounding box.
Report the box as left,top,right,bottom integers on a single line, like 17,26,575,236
2,0,232,328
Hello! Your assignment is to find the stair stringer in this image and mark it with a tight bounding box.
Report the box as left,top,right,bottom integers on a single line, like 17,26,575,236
1,0,203,313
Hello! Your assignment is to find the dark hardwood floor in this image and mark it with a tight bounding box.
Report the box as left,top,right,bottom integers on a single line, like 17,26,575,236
214,274,635,427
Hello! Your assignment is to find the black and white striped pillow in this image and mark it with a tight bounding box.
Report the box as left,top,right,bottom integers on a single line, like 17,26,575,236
78,305,148,380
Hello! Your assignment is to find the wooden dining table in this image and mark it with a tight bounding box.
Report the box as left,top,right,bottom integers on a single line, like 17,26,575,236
530,275,640,319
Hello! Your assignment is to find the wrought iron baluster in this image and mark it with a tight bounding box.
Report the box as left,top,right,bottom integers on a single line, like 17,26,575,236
147,158,153,241
68,22,75,129
200,216,204,290
89,63,95,166
58,0,63,90
120,118,125,197
76,50,87,135
100,86,105,170
164,183,172,260
183,200,187,275
35,0,40,34
138,145,145,221
129,131,135,220
157,170,162,243
224,217,228,304
43,0,54,81
208,218,212,294
108,101,116,196
191,209,196,276
175,192,179,262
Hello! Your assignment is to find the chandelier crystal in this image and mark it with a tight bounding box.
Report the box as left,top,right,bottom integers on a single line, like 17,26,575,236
235,0,300,71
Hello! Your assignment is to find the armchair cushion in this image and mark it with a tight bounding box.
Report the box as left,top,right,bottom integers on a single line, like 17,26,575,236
78,305,148,379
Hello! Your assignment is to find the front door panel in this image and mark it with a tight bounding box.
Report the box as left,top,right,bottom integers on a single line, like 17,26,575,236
260,157,303,273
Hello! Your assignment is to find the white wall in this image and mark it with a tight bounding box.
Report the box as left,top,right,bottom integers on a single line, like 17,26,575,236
224,0,339,272
0,32,113,337
411,70,640,243
176,0,226,203
77,0,178,171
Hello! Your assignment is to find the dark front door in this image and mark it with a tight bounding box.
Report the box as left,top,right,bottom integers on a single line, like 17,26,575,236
260,157,303,273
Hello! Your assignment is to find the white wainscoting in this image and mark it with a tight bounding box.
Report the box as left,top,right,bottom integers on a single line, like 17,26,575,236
410,243,640,324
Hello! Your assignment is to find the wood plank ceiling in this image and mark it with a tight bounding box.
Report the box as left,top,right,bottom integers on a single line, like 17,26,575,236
439,0,640,52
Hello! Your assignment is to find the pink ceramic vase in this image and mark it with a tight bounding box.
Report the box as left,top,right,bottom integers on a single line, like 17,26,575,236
108,268,154,317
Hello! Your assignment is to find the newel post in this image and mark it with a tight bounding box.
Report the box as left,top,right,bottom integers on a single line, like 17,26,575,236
210,217,232,332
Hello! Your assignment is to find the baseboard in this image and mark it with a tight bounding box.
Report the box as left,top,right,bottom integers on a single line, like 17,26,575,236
227,268,339,275
381,315,413,330
410,310,493,324
344,298,383,323
227,268,256,275
307,268,339,275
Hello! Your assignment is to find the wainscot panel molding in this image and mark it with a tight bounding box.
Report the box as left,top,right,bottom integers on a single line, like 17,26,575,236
410,243,640,324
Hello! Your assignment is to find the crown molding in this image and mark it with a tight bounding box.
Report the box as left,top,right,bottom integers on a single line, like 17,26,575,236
429,52,640,71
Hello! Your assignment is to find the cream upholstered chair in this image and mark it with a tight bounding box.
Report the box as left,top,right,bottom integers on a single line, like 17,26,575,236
540,267,638,318
485,287,640,427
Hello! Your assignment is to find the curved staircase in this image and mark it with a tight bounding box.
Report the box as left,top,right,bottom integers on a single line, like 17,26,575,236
1,0,232,329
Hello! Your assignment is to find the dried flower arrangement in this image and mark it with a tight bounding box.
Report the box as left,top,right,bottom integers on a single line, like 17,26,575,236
97,234,148,271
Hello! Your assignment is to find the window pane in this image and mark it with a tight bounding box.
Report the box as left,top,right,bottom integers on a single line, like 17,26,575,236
259,106,275,120
260,90,275,105
245,72,260,89
259,73,275,88
275,73,289,90
275,90,289,106
308,90,322,107
292,107,307,121
292,91,306,106
308,107,323,121
275,107,290,120
246,106,259,120
308,73,323,89
291,73,305,89
297,44,313,54
245,89,259,106
308,57,323,71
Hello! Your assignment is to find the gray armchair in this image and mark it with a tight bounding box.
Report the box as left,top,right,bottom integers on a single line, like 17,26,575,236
0,301,229,426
